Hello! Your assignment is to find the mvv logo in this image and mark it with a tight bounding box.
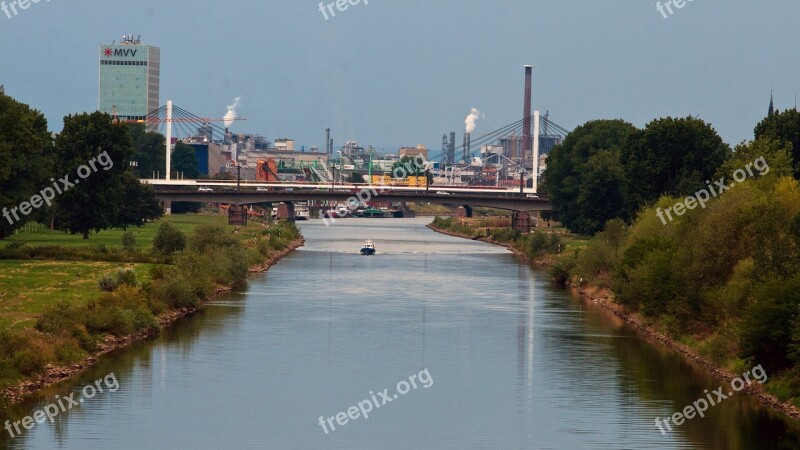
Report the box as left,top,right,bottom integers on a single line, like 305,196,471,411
113,49,137,57
103,48,138,58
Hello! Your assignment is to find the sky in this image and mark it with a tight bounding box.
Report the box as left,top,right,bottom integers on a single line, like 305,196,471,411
1,0,799,152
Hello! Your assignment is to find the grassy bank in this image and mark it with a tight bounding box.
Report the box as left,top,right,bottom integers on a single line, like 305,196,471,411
429,216,588,263
0,214,302,396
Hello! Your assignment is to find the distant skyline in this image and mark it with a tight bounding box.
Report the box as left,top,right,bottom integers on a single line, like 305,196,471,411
1,0,799,151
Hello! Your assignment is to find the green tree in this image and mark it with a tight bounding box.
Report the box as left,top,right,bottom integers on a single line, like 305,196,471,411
0,93,54,239
113,173,163,230
716,137,793,183
621,117,730,217
542,119,637,234
754,109,800,177
152,221,186,255
171,141,199,179
53,112,134,239
127,123,165,179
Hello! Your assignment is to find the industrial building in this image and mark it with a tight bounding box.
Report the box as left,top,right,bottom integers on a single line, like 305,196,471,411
98,35,160,122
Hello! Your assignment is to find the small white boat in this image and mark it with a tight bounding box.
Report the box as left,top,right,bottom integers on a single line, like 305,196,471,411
360,240,376,255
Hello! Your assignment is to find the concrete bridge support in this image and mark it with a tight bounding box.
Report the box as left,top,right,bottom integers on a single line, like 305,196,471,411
457,205,473,218
276,202,295,222
228,205,248,226
512,211,531,233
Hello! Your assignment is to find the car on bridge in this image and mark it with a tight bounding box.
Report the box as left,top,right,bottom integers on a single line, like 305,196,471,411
526,194,539,198
435,191,451,195
256,187,269,192
198,186,213,192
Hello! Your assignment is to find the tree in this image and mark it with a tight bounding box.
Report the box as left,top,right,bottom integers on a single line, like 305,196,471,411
127,123,165,178
112,173,163,230
716,137,793,183
53,112,135,239
621,116,730,217
152,221,186,255
171,141,199,179
0,93,54,239
542,119,637,234
754,109,800,177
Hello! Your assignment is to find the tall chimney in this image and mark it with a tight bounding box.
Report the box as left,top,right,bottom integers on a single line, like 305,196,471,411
325,128,330,154
467,133,471,161
522,65,532,168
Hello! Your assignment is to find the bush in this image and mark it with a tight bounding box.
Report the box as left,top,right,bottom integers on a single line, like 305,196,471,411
150,276,198,308
98,275,118,292
152,222,186,255
490,228,520,243
550,252,577,284
121,231,136,252
115,268,137,287
188,225,238,253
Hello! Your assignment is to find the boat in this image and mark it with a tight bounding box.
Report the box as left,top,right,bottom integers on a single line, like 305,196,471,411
360,240,376,255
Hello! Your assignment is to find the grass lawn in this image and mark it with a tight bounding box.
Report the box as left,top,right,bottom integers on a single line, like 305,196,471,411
0,260,158,329
0,213,263,328
5,214,249,250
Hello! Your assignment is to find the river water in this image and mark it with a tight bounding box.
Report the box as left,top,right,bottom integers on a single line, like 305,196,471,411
3,217,799,449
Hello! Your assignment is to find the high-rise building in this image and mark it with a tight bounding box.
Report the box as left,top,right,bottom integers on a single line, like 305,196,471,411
98,34,160,121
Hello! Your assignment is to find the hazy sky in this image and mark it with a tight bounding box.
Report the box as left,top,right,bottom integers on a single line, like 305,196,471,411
1,0,799,151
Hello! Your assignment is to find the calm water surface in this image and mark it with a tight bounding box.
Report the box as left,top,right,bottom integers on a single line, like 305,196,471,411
3,218,799,449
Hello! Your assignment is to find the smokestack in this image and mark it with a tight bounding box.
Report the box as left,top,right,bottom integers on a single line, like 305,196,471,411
467,133,471,160
329,138,334,155
325,128,330,154
522,65,532,167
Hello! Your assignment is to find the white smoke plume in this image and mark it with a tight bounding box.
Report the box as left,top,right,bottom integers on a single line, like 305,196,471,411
224,97,241,128
465,107,480,133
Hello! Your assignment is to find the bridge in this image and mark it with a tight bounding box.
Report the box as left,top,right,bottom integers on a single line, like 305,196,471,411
146,181,551,230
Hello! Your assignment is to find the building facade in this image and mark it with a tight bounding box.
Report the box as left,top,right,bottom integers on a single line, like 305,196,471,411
98,35,160,121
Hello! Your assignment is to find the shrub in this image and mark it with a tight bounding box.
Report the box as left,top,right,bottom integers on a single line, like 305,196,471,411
121,231,136,252
115,268,137,287
98,275,118,292
550,252,577,284
150,276,198,308
152,222,186,255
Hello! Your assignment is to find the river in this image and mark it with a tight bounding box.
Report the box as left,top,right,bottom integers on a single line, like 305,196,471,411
3,217,799,449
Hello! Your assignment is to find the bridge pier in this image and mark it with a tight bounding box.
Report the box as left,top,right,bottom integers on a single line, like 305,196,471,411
163,200,172,215
228,205,248,226
276,202,295,222
512,211,531,233
457,205,473,218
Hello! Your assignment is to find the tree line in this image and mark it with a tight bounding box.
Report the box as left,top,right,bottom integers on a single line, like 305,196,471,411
543,110,800,234
0,92,202,239
547,108,800,397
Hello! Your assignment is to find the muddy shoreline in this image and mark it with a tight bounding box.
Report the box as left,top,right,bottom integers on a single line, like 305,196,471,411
2,237,305,404
427,222,800,422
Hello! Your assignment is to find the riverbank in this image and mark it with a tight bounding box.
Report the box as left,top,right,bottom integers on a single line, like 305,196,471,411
427,218,800,424
2,220,304,404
